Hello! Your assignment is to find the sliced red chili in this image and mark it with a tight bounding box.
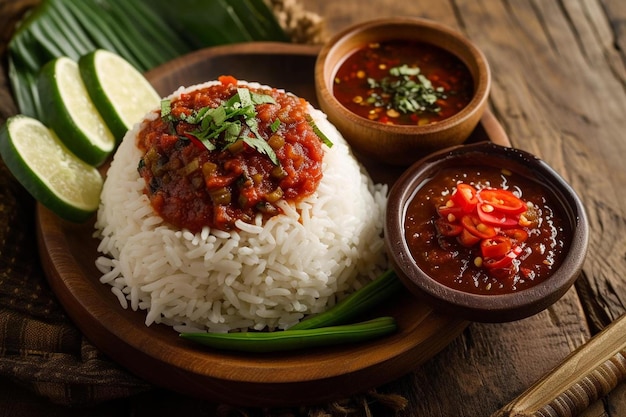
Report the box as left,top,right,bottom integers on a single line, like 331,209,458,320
476,203,520,228
434,218,463,237
451,183,478,213
484,246,523,269
461,214,497,239
480,235,512,260
502,228,529,243
437,203,463,220
484,256,513,270
478,189,526,214
458,228,481,247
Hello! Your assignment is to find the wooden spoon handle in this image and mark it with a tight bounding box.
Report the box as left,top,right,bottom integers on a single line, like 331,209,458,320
492,314,626,417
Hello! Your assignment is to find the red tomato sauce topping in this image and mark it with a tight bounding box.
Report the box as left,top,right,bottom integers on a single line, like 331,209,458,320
404,165,570,295
136,76,325,233
333,40,474,126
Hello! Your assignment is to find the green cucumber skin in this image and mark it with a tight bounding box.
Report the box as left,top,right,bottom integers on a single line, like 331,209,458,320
0,116,97,223
78,52,128,141
37,58,112,167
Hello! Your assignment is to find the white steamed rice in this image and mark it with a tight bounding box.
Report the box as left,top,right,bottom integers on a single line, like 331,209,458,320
94,80,388,333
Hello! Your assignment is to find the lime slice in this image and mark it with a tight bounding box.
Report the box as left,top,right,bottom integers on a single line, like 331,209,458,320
79,49,161,140
37,56,115,167
0,115,103,222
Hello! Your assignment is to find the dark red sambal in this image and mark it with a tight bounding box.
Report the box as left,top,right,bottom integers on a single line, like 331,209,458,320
333,40,474,126
137,75,326,233
404,165,570,295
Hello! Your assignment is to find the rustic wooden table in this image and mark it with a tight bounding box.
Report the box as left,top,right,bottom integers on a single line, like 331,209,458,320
0,0,625,416
299,1,625,416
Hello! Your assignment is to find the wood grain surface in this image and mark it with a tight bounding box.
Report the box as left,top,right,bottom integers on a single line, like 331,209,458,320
298,0,626,416
1,0,625,416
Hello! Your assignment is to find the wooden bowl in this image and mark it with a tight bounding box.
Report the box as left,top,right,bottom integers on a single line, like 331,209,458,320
384,142,589,322
315,17,491,166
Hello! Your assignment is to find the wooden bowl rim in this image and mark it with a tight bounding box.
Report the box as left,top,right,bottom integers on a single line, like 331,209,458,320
384,142,590,322
314,16,492,135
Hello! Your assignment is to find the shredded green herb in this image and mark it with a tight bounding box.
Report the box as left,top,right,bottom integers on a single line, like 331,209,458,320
162,88,334,166
367,64,446,115
161,100,173,121
161,88,280,165
306,114,334,148
270,118,281,132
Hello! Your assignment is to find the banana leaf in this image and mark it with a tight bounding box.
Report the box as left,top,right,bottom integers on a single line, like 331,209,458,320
7,0,290,118
147,0,289,47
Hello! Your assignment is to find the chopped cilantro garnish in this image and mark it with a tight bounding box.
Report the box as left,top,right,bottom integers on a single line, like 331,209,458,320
270,118,281,132
160,88,332,166
306,114,333,148
160,88,279,165
161,99,173,121
367,64,446,115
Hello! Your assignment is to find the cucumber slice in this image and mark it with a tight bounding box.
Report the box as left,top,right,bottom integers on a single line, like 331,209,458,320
0,115,103,222
37,56,115,166
79,49,160,141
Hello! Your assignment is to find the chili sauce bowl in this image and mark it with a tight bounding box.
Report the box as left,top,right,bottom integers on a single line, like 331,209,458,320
384,142,589,322
315,17,491,166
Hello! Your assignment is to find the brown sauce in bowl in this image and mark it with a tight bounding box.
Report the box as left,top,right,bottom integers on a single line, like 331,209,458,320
403,165,570,295
333,39,474,126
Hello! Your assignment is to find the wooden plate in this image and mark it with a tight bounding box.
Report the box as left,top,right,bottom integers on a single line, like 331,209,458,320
36,42,509,407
